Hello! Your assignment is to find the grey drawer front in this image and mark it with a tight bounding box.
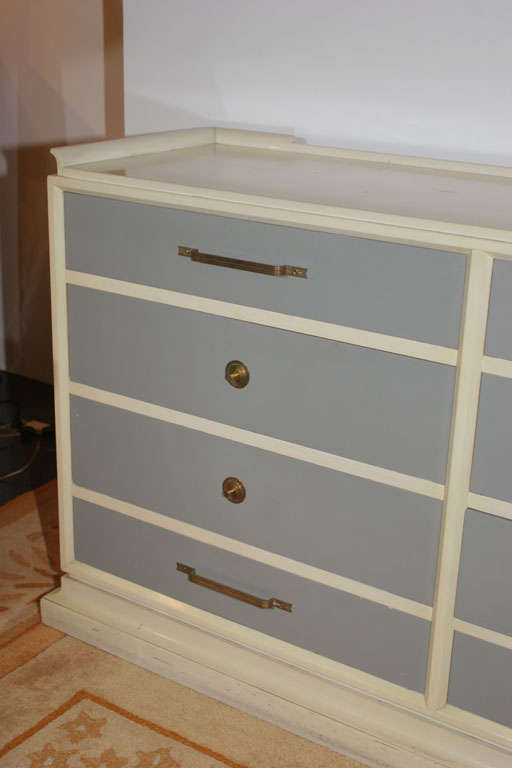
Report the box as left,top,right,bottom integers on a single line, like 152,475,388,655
485,260,512,361
471,374,512,502
448,633,512,727
74,498,430,691
455,508,512,636
70,396,442,605
68,286,455,483
64,193,465,348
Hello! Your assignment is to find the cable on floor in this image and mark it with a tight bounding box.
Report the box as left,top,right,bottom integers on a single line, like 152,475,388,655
0,438,41,481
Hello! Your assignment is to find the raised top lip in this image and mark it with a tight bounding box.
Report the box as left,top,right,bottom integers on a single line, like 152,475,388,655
50,126,512,182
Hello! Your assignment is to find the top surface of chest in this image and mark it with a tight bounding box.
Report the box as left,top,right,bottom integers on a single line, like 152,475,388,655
51,127,512,239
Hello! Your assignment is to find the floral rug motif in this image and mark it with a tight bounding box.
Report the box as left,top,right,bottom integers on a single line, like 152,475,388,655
0,690,248,768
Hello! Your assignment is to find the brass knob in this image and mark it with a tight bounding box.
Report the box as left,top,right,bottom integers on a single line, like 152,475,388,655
222,477,246,504
225,360,250,389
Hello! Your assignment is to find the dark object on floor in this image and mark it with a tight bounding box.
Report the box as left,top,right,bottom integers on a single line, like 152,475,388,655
0,371,56,506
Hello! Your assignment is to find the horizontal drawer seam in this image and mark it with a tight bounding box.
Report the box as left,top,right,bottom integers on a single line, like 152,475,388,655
66,269,458,366
467,493,512,521
481,356,512,379
453,619,512,651
69,381,445,501
72,483,433,621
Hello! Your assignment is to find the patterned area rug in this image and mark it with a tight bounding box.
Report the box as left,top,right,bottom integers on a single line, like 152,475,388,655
1,690,249,767
0,634,368,768
0,481,61,646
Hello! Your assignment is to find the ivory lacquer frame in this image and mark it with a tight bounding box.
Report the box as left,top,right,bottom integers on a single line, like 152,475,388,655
44,129,512,767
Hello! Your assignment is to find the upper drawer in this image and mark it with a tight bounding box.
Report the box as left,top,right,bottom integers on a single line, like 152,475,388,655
64,193,466,348
485,260,512,361
68,286,456,483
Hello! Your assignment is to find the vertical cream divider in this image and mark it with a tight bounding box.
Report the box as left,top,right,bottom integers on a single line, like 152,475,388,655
425,249,493,709
48,178,75,568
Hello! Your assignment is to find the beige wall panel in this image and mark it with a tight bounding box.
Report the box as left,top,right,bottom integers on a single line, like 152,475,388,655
0,0,123,381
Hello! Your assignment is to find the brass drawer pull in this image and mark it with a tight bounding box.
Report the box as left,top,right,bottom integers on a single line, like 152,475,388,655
178,246,307,278
222,476,246,503
225,360,250,389
177,562,293,612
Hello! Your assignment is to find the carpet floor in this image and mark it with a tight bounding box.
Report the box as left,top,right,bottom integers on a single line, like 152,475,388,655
0,483,369,768
0,481,61,646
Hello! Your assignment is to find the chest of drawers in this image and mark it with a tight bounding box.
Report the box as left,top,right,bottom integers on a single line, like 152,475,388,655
42,128,512,768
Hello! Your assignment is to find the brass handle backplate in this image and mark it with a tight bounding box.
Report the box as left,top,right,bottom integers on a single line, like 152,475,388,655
177,562,292,612
179,246,307,278
225,360,250,389
222,476,246,504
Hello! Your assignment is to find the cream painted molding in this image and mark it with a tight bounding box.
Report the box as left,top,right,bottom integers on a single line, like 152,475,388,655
48,183,74,566
481,356,512,379
426,251,493,708
52,126,512,180
214,128,512,179
66,269,458,366
41,578,512,768
426,251,493,709
50,127,216,173
467,493,512,521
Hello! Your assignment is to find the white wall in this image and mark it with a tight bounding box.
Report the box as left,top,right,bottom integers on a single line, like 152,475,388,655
124,0,512,165
0,0,123,381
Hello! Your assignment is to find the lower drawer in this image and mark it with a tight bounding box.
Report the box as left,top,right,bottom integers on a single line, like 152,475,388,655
73,497,431,692
448,633,512,727
455,508,512,636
